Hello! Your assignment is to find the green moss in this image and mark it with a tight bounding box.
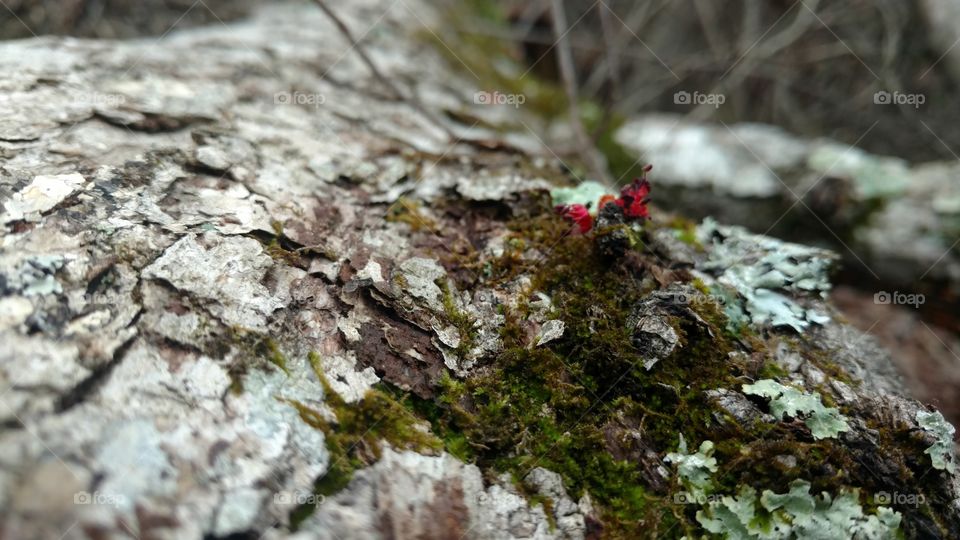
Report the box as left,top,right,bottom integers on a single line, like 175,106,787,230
241,201,931,537
255,223,305,267
265,238,303,267
303,357,443,456
757,360,789,380
264,338,289,374
408,213,754,536
386,197,439,232
395,375,478,462
528,493,558,531
271,195,937,537
289,353,443,528
690,278,711,295
662,216,704,249
222,328,290,393
401,199,935,537
710,438,853,504
436,278,477,358
861,416,953,536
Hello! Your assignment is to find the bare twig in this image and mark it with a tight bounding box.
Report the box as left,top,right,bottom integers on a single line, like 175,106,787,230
310,0,456,141
588,0,673,117
693,0,724,60
691,0,823,121
596,2,623,102
511,2,550,40
549,0,613,186
583,1,623,142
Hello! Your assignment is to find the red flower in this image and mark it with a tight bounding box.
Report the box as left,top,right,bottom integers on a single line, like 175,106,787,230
554,165,652,234
555,203,593,234
616,165,653,220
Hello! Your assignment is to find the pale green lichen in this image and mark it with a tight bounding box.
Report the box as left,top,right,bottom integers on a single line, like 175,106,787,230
697,480,902,540
807,143,909,199
916,410,957,473
742,380,850,439
13,255,65,296
665,435,718,498
550,180,612,212
697,218,834,332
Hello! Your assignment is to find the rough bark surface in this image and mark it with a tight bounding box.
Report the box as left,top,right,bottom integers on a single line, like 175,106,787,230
0,2,958,539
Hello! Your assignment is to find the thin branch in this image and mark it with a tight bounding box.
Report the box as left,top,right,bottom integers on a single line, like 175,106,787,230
597,2,623,102
693,0,725,60
695,0,823,121
549,0,613,186
583,1,624,142
310,0,456,141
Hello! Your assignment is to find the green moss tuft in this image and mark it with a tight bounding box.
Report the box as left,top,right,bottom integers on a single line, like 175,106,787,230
413,217,749,536
221,328,290,393
436,278,478,358
290,353,443,528
386,197,440,232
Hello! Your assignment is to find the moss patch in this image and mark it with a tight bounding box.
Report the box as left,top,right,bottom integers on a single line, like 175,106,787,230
410,210,754,536
222,328,290,393
289,352,444,528
392,202,942,537
281,195,946,536
386,197,440,233
436,277,477,358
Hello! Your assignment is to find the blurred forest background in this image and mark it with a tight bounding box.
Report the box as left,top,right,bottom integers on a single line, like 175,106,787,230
5,0,960,160
3,0,960,422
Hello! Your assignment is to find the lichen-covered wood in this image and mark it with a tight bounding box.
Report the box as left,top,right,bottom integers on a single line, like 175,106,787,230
0,2,958,539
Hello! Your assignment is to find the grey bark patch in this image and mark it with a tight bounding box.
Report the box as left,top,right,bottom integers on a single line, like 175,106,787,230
143,233,282,331
600,412,670,492
1,173,87,223
632,315,679,370
628,285,709,370
706,388,776,427
392,257,449,315
535,319,565,347
299,447,580,540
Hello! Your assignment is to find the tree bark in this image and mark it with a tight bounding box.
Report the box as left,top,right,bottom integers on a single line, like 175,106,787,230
0,2,957,539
